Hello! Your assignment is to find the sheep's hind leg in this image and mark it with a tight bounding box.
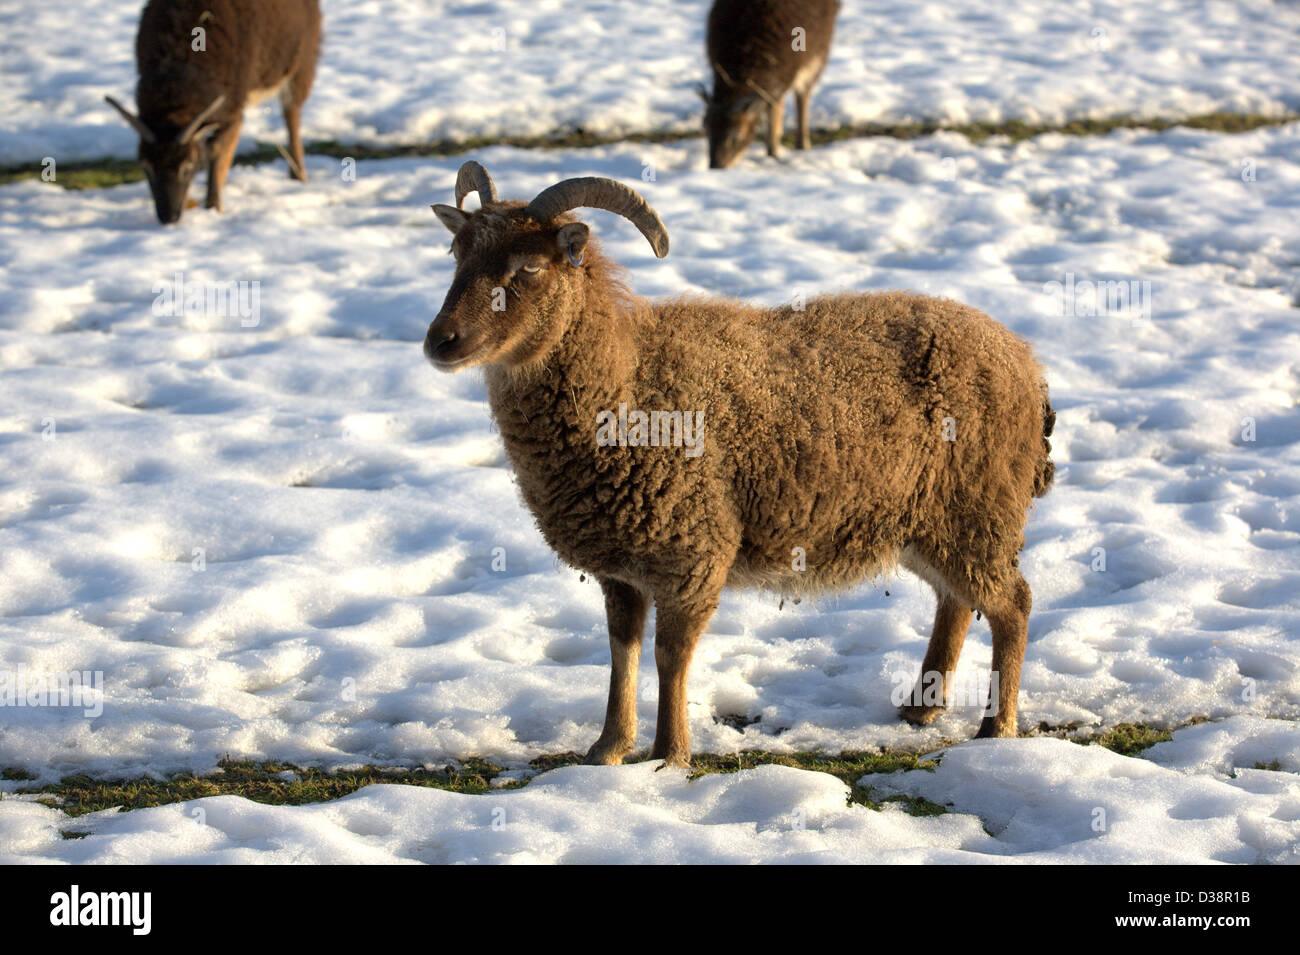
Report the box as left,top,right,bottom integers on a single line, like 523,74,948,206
975,571,1031,738
650,597,718,768
900,592,974,726
584,580,649,765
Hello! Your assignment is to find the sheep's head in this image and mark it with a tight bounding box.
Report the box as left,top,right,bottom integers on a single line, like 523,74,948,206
425,162,669,372
703,91,763,169
106,94,225,224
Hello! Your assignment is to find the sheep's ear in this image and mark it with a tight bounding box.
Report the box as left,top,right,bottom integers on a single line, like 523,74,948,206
557,222,589,264
431,203,468,235
105,94,156,143
190,123,220,145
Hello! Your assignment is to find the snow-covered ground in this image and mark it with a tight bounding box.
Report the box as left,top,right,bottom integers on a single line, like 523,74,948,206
3,0,1300,164
1,2,1298,864
2,123,1298,779
4,717,1297,863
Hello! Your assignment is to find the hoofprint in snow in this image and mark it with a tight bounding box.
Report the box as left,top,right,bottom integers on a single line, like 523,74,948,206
1,126,1298,858
3,0,1300,165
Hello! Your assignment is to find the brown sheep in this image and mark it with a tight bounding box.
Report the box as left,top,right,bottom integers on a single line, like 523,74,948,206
425,162,1055,768
105,0,321,223
702,0,840,168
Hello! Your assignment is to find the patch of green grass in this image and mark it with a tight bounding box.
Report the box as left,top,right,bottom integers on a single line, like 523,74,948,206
527,751,585,773
686,748,932,778
879,793,949,816
0,158,146,190
1079,723,1173,757
20,757,520,818
0,129,698,191
686,749,944,813
811,111,1294,147
18,719,1274,819
1253,759,1283,772
14,748,941,818
304,128,697,162
4,111,1293,192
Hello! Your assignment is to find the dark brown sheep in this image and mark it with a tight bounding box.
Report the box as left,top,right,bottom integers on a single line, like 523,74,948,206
703,0,840,168
106,0,321,223
425,163,1055,767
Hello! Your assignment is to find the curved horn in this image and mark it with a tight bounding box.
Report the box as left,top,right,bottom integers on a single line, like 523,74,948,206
105,95,155,144
454,161,498,209
179,94,227,144
525,177,669,258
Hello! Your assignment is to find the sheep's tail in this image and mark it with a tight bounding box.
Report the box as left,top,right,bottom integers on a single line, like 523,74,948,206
1032,380,1056,498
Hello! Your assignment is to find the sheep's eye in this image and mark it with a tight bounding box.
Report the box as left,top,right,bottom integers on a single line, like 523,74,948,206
520,265,542,275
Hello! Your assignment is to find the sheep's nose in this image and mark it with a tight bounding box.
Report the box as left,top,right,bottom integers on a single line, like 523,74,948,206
423,325,457,362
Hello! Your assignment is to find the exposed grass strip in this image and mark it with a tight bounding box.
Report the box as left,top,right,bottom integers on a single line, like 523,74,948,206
685,749,945,814
0,720,1271,822
1076,722,1174,757
7,749,940,819
17,757,517,819
2,111,1293,191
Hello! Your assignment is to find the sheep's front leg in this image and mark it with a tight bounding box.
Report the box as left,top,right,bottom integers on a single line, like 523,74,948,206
900,592,974,726
281,74,311,182
766,97,785,158
651,598,718,768
205,115,242,211
281,97,307,182
795,89,812,150
584,579,649,765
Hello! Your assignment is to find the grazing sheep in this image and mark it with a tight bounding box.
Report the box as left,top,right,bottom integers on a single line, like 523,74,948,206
702,0,840,168
425,162,1055,767
105,0,321,223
